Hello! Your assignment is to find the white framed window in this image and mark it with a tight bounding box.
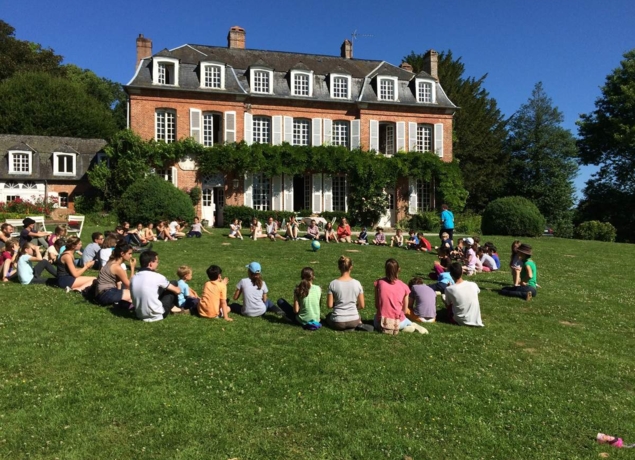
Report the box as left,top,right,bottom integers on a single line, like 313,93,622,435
332,121,350,148
330,74,351,99
379,123,396,155
293,119,311,146
416,78,436,103
8,150,32,174
155,109,176,143
202,112,222,147
59,192,69,208
416,124,433,152
22,181,37,189
378,76,398,101
291,70,313,97
4,181,19,189
152,57,179,86
6,195,19,202
253,116,271,144
252,173,271,211
200,62,225,89
154,168,177,186
53,152,76,176
250,67,273,94
416,178,435,212
333,175,347,212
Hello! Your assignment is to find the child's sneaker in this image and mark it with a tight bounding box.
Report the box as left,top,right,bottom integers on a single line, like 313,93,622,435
526,291,532,302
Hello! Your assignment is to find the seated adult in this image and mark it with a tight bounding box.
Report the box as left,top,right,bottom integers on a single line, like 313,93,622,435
96,242,135,307
443,262,484,327
56,236,96,292
169,220,186,239
82,232,104,270
305,220,320,240
130,250,182,322
265,217,284,241
285,216,298,240
336,218,352,243
0,223,14,250
20,218,50,249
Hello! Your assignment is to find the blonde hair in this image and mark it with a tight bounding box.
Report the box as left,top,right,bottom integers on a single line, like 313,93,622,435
441,232,449,239
176,265,192,279
338,255,352,273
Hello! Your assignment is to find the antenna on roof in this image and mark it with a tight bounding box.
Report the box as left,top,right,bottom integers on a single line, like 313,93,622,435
351,29,373,57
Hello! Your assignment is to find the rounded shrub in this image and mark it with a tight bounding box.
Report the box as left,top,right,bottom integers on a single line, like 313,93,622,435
481,196,545,237
574,220,616,242
116,175,195,224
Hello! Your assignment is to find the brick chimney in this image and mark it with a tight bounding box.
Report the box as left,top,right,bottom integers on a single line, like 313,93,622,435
399,62,413,72
228,26,246,49
136,34,152,69
422,49,439,81
340,39,352,59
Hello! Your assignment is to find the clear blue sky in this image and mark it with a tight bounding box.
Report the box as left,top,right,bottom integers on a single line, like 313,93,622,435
3,0,633,197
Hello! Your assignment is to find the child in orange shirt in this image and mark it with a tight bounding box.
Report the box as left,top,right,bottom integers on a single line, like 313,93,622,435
198,264,232,321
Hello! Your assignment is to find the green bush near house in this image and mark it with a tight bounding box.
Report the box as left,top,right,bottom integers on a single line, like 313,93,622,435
481,196,545,237
400,211,440,232
115,175,195,224
454,212,482,235
574,220,616,242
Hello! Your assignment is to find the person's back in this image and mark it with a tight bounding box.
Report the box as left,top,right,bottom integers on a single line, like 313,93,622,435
444,262,483,327
131,251,173,322
199,279,226,318
328,278,362,323
297,284,321,325
375,277,409,320
409,283,436,320
236,277,268,316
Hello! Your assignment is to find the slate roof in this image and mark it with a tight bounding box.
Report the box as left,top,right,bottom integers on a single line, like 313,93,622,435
126,45,457,110
0,135,107,181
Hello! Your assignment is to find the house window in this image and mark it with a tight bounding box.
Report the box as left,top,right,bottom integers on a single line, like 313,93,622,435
155,110,176,143
332,121,349,148
53,153,76,176
22,181,37,189
416,78,436,103
6,195,18,202
416,178,435,212
291,70,312,97
8,150,32,174
253,116,271,144
252,174,271,211
202,113,222,147
153,58,179,86
4,181,19,189
416,124,433,152
333,175,347,212
331,74,351,99
379,123,396,155
293,119,310,146
201,63,224,89
251,68,272,94
378,77,398,101
59,192,69,208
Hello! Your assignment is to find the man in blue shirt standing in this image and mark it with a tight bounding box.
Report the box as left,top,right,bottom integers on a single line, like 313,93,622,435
440,204,455,244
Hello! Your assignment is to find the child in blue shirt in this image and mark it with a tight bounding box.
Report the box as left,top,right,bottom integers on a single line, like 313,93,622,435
406,230,419,250
355,227,368,245
176,265,200,310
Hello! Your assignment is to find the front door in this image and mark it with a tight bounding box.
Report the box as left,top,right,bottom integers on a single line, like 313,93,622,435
201,188,215,227
213,187,225,227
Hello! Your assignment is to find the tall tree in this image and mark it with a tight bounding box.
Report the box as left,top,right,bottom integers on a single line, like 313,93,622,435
404,50,508,210
577,49,635,242
505,82,578,228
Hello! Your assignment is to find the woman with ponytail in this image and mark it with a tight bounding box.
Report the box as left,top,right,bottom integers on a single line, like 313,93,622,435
325,256,373,331
96,242,136,307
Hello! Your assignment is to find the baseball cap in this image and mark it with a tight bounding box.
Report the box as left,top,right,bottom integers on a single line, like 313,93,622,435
246,261,261,273
464,237,474,245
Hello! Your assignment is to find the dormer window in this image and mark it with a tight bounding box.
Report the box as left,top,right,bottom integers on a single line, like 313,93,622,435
152,57,179,86
291,70,313,97
8,150,32,174
250,67,273,94
53,152,77,176
330,74,351,99
377,76,398,102
416,78,436,103
201,62,225,89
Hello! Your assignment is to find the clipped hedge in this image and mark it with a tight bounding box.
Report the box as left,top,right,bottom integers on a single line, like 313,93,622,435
481,196,545,237
574,220,616,242
116,175,195,224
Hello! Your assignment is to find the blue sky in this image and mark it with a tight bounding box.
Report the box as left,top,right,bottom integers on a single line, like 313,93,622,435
3,0,633,197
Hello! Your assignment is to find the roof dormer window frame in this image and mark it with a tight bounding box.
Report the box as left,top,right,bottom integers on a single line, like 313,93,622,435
8,150,32,175
52,151,77,176
290,69,313,97
250,66,274,95
200,61,226,90
330,73,351,100
415,77,436,104
152,57,179,86
377,76,399,102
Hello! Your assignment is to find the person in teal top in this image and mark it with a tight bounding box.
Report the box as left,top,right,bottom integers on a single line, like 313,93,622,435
277,267,322,330
440,204,455,243
500,243,537,301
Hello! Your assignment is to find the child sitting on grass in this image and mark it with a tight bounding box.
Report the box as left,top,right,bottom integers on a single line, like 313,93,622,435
176,265,200,310
390,228,404,248
430,247,451,280
17,242,57,285
407,277,437,323
47,225,67,247
440,231,453,252
355,227,369,245
198,264,231,320
372,227,386,246
510,240,522,286
229,219,244,240
46,238,65,264
277,267,322,329
462,238,477,276
187,217,211,238
233,262,283,317
406,230,419,250
500,243,537,301
323,222,338,243
478,247,498,272
1,239,17,282
416,232,432,252
428,258,454,294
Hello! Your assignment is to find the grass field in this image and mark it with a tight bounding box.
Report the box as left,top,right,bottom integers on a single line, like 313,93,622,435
1,228,634,459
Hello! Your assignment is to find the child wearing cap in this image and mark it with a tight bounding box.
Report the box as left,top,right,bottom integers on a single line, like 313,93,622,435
233,262,282,317
462,238,477,275
500,244,537,301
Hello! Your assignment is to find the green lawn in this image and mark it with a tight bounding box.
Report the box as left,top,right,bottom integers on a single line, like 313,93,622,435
1,229,634,459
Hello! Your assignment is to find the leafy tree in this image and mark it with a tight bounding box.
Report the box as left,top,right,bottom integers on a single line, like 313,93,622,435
404,50,508,210
504,82,578,229
0,72,119,138
577,49,635,242
0,20,64,81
